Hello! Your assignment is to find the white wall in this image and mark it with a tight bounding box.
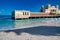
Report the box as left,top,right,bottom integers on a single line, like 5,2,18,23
15,10,30,19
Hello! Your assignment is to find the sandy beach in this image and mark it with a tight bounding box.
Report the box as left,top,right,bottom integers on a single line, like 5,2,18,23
0,25,60,40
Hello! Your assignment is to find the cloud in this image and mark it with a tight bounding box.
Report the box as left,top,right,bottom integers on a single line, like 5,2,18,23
0,11,2,13
1,9,5,11
0,9,5,14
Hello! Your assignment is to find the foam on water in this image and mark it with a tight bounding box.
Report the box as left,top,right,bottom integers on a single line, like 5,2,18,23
0,15,60,30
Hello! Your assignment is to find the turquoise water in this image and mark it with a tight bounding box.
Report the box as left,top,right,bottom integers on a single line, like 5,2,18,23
0,15,60,30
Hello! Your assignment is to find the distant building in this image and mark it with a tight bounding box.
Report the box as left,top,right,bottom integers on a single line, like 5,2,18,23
12,4,60,20
41,4,60,14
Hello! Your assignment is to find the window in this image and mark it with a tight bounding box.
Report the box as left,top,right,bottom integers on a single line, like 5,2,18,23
25,12,26,15
51,10,53,12
51,9,56,12
53,10,56,12
23,12,29,15
27,12,29,15
23,12,24,15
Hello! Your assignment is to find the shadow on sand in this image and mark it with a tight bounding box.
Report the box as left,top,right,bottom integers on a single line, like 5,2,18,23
4,26,60,36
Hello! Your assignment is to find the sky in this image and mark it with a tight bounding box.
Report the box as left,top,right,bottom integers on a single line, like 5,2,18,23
0,0,60,15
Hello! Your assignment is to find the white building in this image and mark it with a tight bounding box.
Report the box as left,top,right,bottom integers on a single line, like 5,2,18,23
12,10,30,19
41,4,59,14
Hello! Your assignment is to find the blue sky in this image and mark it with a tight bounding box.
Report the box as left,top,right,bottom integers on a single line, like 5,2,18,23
0,0,60,15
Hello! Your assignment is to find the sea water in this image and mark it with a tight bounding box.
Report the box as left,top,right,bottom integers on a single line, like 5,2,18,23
0,15,60,30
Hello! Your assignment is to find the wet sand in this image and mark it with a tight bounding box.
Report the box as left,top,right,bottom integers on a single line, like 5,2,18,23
0,25,60,40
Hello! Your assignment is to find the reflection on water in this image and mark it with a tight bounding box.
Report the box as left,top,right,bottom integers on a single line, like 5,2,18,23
14,18,60,27
0,18,60,30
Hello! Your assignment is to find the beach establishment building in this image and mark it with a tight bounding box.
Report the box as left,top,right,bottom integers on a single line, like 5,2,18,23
12,4,60,19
